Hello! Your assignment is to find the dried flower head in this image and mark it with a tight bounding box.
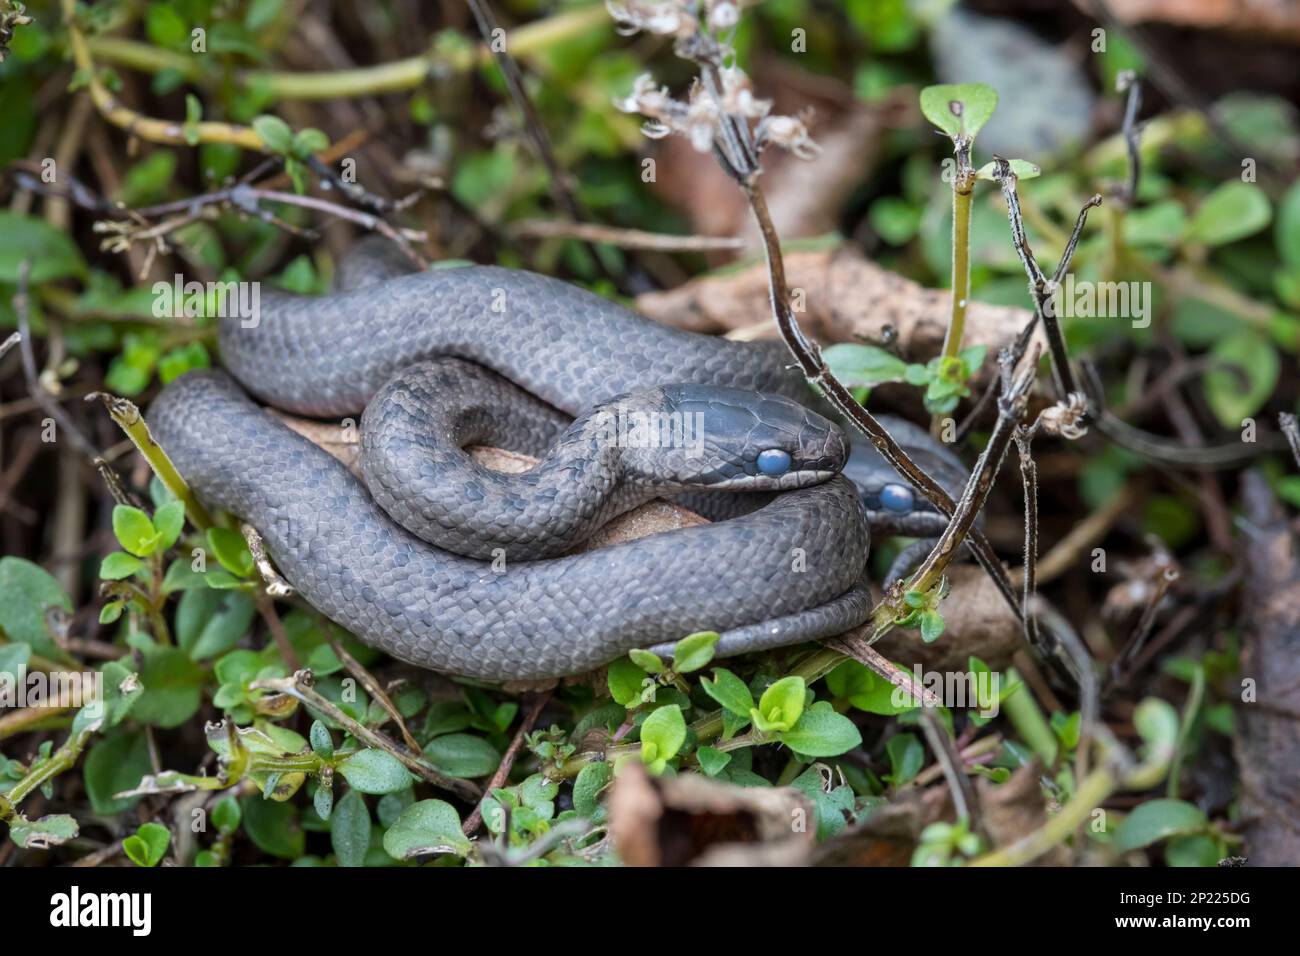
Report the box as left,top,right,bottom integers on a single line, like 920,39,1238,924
756,112,822,160
1037,393,1090,440
606,0,697,38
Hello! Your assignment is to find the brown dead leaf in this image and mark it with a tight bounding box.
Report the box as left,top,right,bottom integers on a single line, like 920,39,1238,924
1074,0,1300,42
609,762,814,866
636,246,1038,381
977,764,1069,866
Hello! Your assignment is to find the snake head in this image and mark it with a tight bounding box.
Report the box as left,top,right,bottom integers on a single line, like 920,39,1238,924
842,418,974,536
596,384,847,492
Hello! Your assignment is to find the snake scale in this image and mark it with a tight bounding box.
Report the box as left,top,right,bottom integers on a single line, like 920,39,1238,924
148,240,966,680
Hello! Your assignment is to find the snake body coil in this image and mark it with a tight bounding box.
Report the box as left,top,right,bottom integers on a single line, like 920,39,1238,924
149,245,960,679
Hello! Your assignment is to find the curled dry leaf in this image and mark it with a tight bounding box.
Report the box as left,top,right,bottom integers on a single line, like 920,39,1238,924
636,246,1039,385
609,761,815,866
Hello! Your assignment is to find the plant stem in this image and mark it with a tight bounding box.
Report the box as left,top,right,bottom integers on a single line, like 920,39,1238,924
61,0,265,150
941,180,973,363
966,764,1115,866
85,4,610,101
87,392,216,531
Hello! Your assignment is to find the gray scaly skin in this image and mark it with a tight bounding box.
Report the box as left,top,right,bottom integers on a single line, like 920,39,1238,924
148,371,871,679
149,240,966,679
360,357,846,560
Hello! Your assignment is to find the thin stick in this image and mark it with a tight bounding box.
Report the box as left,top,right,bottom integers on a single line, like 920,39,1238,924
328,637,422,755
1279,413,1300,469
14,264,99,461
250,671,479,802
919,708,980,831
461,692,551,837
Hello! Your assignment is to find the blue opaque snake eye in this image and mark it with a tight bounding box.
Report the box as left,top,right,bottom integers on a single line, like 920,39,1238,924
879,482,915,513
756,448,793,476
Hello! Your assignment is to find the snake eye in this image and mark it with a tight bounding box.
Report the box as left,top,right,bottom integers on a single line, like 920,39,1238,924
880,482,915,513
756,448,793,476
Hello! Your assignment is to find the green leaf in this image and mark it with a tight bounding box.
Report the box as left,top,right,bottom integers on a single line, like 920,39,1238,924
0,212,87,283
132,646,204,728
868,197,923,245
245,0,284,31
826,660,917,715
919,609,946,644
1116,799,1208,851
206,527,254,577
337,749,415,794
974,158,1041,181
607,657,648,707
85,727,152,815
112,505,161,557
751,676,806,733
700,667,755,718
330,789,371,867
573,761,613,817
696,746,732,777
151,500,186,550
252,114,293,154
639,704,686,773
382,800,471,860
1165,834,1222,867
0,642,30,678
885,732,925,785
182,94,203,146
313,783,333,822
291,127,329,158
422,733,500,779
309,721,334,758
520,773,558,809
1277,180,1300,265
823,343,909,387
123,822,170,867
1123,199,1186,248
99,551,144,581
628,648,665,674
672,631,718,673
158,341,211,384
1202,329,1279,428
176,588,255,661
240,795,304,859
81,660,143,731
8,814,78,850
0,557,72,659
1188,181,1272,246
145,3,188,48
119,151,179,206
919,83,998,140
212,796,241,832
777,701,863,758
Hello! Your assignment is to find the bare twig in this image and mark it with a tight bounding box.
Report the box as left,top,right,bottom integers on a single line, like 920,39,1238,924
991,158,1101,403
919,708,980,832
240,524,294,599
1115,71,1143,207
327,636,422,754
14,262,99,461
1108,565,1180,689
1280,413,1300,469
462,692,551,838
250,670,479,801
